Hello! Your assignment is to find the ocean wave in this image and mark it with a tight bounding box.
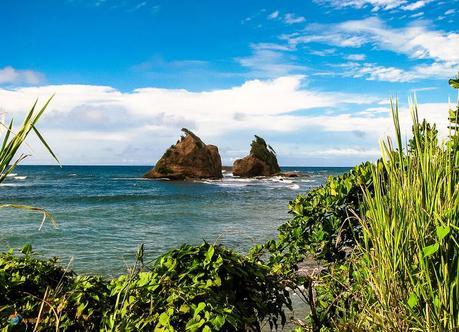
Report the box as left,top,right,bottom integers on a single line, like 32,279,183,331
269,176,293,184
6,173,17,177
0,183,24,187
13,176,27,180
212,182,249,188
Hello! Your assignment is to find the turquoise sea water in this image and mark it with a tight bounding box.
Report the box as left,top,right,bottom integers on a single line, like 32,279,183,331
0,166,349,276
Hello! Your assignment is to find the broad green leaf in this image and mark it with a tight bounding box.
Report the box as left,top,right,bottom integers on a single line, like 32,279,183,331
407,292,418,308
422,243,439,257
158,312,169,326
194,302,206,317
203,246,214,266
436,225,450,242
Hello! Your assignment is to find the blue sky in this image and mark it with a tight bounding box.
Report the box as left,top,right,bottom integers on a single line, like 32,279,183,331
1,0,458,166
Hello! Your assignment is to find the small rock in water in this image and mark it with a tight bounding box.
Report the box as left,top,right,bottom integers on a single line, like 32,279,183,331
232,136,281,177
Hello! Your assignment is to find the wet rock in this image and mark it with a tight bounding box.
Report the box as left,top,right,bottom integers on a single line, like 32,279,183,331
232,136,281,177
144,128,222,180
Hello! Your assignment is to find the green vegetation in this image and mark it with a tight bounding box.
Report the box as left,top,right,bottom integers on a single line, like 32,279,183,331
353,100,459,330
1,76,459,330
0,97,58,227
278,80,459,331
0,243,290,331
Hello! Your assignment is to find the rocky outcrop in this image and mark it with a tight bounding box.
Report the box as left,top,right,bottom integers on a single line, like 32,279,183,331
232,136,281,177
144,129,222,180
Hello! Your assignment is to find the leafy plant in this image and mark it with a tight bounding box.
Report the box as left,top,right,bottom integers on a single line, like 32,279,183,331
106,242,291,331
256,161,374,275
0,97,59,227
1,243,291,331
0,96,58,183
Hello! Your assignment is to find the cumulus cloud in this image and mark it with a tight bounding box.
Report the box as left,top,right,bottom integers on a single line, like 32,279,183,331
0,76,383,164
0,66,44,85
0,77,451,165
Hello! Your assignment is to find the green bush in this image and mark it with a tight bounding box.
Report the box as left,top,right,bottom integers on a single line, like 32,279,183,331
254,161,373,276
0,246,110,331
0,243,291,331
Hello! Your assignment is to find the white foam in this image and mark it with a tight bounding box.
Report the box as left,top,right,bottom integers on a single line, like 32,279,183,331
289,184,300,190
215,182,248,188
269,177,293,184
6,173,17,177
14,176,27,180
113,177,152,181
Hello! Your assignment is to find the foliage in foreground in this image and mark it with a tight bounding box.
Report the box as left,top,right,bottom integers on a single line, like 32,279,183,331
0,97,58,226
353,102,459,330
295,83,459,331
0,243,291,331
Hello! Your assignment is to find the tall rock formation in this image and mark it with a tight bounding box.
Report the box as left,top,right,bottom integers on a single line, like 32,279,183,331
144,129,223,180
232,136,281,177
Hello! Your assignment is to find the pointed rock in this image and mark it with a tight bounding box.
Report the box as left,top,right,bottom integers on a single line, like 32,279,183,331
232,136,281,177
144,128,223,180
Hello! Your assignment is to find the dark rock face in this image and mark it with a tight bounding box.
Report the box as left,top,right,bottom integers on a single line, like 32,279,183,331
144,129,223,180
232,136,281,177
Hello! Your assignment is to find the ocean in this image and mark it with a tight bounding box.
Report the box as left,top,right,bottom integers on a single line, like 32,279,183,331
0,165,349,276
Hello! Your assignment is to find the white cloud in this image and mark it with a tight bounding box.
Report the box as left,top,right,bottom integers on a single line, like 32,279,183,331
336,61,458,82
401,0,430,11
285,17,459,81
284,13,305,24
315,0,432,11
445,9,456,15
236,48,306,78
300,17,459,63
267,10,279,19
0,76,382,164
345,54,366,61
410,11,424,18
0,66,44,85
316,147,381,156
1,76,452,165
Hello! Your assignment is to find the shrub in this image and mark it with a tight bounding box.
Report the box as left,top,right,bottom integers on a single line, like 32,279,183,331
255,161,374,276
0,243,291,331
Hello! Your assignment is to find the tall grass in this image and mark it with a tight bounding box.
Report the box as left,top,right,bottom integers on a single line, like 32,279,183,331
358,99,459,330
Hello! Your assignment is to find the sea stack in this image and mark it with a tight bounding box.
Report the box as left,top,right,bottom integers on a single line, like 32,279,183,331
144,128,223,180
232,135,281,177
